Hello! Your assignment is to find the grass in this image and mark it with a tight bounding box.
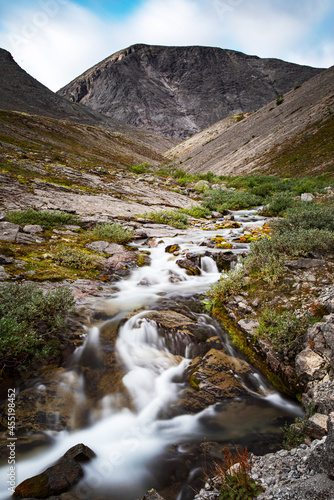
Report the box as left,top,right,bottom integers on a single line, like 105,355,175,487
6,209,80,228
87,222,134,244
52,245,99,271
140,209,189,229
0,283,74,375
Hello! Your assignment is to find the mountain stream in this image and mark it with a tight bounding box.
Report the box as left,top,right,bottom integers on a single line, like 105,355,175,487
0,210,303,500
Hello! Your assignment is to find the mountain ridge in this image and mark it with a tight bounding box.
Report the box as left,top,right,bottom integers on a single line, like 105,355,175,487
57,43,323,140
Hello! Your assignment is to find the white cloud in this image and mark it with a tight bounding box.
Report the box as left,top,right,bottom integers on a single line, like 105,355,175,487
0,0,333,92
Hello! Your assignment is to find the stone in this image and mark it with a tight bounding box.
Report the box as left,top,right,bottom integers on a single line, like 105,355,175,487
85,240,110,253
176,258,201,275
0,221,21,241
13,444,95,499
16,233,44,244
193,180,211,192
0,254,13,264
139,489,166,500
237,318,259,336
301,193,314,201
0,265,9,280
23,224,43,234
304,413,328,439
285,258,325,269
295,348,327,383
303,381,334,414
165,244,181,253
211,211,222,218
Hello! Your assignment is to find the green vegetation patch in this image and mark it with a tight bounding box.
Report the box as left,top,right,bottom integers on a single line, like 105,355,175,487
141,209,189,229
6,209,80,228
0,283,74,374
52,245,99,271
88,222,134,244
203,188,262,212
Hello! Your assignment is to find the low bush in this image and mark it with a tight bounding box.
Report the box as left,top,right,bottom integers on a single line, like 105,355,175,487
262,191,295,216
257,309,312,356
6,208,80,228
206,266,244,308
178,205,211,218
203,189,262,212
89,222,133,244
52,245,99,270
142,209,189,229
284,202,334,231
129,163,152,174
0,283,74,373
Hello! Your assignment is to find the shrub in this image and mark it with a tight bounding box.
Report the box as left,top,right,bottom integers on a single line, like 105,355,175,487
203,189,262,212
142,209,189,229
257,309,312,355
0,283,74,373
284,202,334,231
262,191,295,216
178,205,211,218
276,94,284,105
52,245,99,270
6,208,80,228
206,266,244,308
89,222,133,244
129,163,152,174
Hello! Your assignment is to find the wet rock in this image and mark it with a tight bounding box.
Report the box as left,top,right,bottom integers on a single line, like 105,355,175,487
176,258,200,275
295,348,328,384
13,444,95,499
209,251,237,271
165,244,181,253
138,490,166,500
304,413,328,440
0,221,21,241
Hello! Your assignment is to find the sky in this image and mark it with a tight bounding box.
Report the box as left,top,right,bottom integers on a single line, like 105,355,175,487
0,0,333,92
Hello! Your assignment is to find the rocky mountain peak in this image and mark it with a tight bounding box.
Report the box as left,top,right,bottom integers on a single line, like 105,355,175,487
58,44,323,139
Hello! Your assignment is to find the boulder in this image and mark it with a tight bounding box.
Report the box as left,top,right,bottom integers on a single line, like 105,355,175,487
165,244,181,253
285,258,325,269
302,380,334,414
295,348,328,383
301,193,314,201
193,180,211,192
176,258,201,275
304,413,328,440
237,319,259,336
0,221,21,241
13,444,95,499
23,224,43,234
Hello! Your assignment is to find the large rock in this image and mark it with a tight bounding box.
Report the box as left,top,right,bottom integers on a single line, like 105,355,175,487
295,348,328,383
176,258,200,275
304,413,328,440
13,444,95,498
0,221,21,241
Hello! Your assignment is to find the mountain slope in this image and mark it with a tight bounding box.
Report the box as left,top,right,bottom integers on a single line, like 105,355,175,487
164,65,334,177
58,44,322,140
0,48,175,161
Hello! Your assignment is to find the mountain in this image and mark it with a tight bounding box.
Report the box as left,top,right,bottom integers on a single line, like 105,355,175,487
58,44,323,140
164,65,334,177
0,47,175,164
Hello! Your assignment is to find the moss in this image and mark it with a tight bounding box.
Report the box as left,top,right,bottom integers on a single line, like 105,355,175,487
212,305,294,396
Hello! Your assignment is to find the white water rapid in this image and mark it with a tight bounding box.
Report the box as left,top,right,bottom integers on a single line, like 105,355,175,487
0,210,303,500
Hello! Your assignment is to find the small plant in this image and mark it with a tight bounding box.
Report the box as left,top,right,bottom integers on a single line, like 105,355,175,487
0,283,74,374
206,266,244,308
257,309,312,356
214,447,263,500
89,222,133,244
276,94,284,105
203,189,262,212
281,404,316,450
6,208,80,228
142,209,189,229
52,245,99,270
178,205,211,219
129,163,152,174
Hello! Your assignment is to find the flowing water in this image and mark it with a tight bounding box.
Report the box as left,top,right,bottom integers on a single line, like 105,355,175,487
0,210,303,499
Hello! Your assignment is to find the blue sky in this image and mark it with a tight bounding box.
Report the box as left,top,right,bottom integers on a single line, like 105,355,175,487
0,0,333,91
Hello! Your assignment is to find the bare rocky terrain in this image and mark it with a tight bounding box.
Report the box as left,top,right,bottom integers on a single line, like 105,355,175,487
165,64,334,176
57,44,322,140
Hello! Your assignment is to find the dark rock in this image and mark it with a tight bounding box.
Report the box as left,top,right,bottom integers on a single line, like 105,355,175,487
13,444,95,498
176,258,201,275
285,258,325,269
304,413,328,440
58,44,321,140
165,244,181,253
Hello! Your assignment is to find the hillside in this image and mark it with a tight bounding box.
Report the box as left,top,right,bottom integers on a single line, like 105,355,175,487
165,65,334,176
57,44,322,140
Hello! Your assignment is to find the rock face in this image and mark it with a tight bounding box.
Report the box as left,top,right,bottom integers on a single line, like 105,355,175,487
58,44,321,140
